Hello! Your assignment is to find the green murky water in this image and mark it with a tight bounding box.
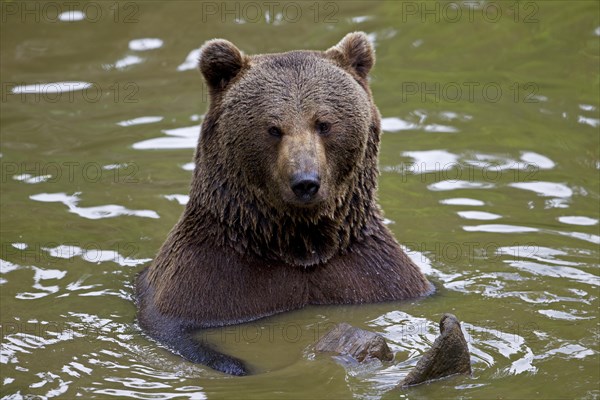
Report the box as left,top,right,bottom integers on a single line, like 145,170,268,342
1,1,599,398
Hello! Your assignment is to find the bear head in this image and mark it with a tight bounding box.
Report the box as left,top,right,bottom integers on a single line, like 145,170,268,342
189,32,383,267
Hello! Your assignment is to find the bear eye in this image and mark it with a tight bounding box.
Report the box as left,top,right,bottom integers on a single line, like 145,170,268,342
268,126,283,138
316,121,331,135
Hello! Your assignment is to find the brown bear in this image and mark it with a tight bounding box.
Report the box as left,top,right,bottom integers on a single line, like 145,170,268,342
135,32,433,376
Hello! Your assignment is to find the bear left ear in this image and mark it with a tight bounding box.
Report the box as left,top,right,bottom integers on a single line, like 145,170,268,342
198,39,246,91
325,32,374,80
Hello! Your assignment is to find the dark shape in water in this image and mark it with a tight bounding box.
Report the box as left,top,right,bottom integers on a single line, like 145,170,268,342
315,322,394,362
400,313,472,388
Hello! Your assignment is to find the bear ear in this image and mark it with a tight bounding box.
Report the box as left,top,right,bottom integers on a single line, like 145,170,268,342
198,39,245,91
325,32,374,80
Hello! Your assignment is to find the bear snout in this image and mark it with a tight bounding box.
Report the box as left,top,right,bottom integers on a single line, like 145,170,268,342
290,172,321,202
276,131,328,207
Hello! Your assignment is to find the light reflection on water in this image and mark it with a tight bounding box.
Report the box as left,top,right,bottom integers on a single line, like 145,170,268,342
29,192,160,220
132,125,200,150
11,82,92,94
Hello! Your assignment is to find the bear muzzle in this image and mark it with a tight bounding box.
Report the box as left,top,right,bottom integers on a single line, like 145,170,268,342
290,172,321,203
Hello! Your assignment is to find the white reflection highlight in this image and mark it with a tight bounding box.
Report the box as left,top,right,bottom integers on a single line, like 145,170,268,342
129,38,164,51
509,181,572,198
577,115,600,128
29,192,159,220
423,124,458,133
117,116,163,127
114,55,143,69
440,198,485,206
15,265,67,300
177,48,202,71
133,125,200,149
463,224,538,233
1,259,20,274
457,211,501,220
58,10,85,21
351,15,373,23
558,216,598,226
536,344,594,360
181,162,195,171
579,104,596,111
538,309,592,321
13,173,52,184
42,244,151,267
402,150,459,173
164,194,189,205
498,259,599,287
381,117,417,132
519,152,555,169
428,180,495,191
12,82,91,94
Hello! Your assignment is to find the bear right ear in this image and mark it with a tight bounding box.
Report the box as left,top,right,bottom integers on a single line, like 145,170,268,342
325,32,374,81
198,39,245,91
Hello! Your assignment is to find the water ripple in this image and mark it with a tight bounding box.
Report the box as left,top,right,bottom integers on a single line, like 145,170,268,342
381,110,471,133
536,344,595,360
364,310,537,391
14,265,67,300
538,309,593,321
43,243,151,266
499,259,599,287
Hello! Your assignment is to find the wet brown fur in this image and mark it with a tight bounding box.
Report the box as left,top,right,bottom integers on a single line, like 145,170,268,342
135,32,433,375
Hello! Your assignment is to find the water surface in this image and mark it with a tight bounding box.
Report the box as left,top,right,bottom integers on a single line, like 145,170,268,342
1,1,599,399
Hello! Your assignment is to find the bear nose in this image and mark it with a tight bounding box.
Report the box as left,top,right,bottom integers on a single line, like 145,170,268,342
290,173,320,200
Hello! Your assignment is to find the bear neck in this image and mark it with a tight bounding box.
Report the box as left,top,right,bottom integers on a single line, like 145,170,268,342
181,165,378,267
